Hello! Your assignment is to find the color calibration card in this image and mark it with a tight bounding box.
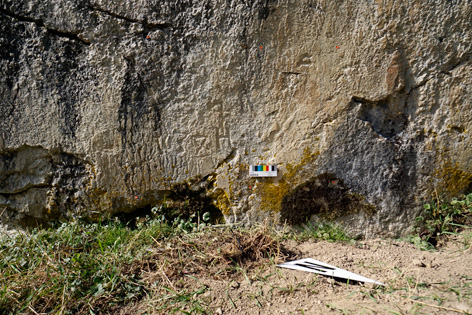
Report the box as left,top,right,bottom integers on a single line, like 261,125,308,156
249,165,277,177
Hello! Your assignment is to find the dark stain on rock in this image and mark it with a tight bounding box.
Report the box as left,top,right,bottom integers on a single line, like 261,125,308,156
0,7,93,138
449,125,466,133
164,181,225,225
118,57,152,145
258,5,270,20
352,95,408,139
465,181,472,195
280,173,375,226
0,12,24,121
106,178,225,228
42,37,87,138
0,149,16,173
48,152,90,215
113,204,154,228
257,0,276,20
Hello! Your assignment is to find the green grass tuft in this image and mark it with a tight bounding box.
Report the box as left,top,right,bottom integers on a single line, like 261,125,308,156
0,217,187,314
284,221,352,243
411,193,472,249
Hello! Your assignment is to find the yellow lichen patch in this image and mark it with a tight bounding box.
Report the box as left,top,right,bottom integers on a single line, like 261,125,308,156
255,148,320,214
257,179,290,214
212,188,231,216
433,159,472,197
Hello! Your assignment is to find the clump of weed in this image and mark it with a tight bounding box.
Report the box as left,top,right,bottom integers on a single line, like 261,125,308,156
286,221,352,243
302,221,352,242
412,193,472,248
219,222,288,263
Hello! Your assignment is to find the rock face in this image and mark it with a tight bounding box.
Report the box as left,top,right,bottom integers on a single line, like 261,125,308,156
0,0,471,236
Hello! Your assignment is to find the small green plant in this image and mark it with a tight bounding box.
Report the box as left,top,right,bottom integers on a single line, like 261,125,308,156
413,193,472,248
298,221,352,242
173,211,211,233
157,286,208,314
406,235,435,251
150,204,212,233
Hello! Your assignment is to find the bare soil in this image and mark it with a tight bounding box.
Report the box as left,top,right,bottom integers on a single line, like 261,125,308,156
126,229,472,315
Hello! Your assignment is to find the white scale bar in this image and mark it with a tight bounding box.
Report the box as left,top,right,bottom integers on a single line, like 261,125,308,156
278,258,385,286
249,165,278,177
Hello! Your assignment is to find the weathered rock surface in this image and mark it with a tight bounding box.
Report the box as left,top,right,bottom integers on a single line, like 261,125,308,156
0,0,471,236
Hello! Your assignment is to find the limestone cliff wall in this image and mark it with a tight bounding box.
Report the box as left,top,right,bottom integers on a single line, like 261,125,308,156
0,0,471,236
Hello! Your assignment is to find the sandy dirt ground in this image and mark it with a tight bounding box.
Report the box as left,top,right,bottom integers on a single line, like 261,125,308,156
131,233,472,315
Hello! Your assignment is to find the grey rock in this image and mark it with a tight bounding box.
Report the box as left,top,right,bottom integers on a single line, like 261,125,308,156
0,0,471,236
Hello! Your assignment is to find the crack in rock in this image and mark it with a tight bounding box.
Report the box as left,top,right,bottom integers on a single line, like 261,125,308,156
440,54,472,75
87,4,171,32
0,7,90,45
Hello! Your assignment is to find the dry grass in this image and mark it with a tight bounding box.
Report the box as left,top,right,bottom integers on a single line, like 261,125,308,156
129,222,297,289
0,219,296,314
